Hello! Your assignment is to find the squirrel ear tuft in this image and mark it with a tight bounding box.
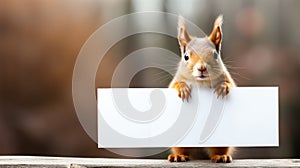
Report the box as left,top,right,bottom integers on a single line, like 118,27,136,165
209,15,223,52
178,16,191,54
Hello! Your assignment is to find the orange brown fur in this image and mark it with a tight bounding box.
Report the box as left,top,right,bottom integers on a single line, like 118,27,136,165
168,15,236,163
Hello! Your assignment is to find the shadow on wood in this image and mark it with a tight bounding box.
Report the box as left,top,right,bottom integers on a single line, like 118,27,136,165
0,156,300,168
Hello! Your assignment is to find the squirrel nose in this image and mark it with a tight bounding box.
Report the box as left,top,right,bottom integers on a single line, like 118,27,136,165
197,66,207,73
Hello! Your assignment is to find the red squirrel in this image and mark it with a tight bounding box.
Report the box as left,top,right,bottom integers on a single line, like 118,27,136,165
168,15,236,163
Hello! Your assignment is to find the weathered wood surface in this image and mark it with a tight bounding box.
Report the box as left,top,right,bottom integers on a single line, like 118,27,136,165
0,156,299,168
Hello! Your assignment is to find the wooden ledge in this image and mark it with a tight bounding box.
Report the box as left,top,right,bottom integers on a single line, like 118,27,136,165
0,156,299,168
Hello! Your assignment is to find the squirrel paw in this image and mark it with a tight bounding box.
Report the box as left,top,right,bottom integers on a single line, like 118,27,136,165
211,154,232,163
214,83,230,98
168,154,189,162
174,82,191,102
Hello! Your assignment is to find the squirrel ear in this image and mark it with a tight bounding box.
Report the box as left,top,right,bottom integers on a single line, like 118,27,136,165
178,16,191,54
209,15,223,52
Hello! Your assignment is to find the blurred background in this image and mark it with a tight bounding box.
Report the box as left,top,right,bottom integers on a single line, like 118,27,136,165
1,0,300,159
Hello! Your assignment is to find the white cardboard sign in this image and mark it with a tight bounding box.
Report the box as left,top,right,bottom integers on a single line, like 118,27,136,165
97,87,278,148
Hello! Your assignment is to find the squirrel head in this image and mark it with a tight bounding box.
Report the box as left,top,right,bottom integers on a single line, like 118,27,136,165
177,15,226,82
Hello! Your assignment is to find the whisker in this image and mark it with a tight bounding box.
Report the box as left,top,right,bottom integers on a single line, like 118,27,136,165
152,70,174,77
229,72,251,80
152,63,178,67
226,66,248,70
152,74,173,84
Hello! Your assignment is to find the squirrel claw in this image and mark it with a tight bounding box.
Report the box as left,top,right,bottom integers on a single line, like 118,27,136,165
214,83,230,98
174,82,191,102
168,154,189,162
211,154,232,163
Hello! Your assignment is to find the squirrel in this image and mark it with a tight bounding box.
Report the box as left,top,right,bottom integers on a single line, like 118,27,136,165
167,15,236,163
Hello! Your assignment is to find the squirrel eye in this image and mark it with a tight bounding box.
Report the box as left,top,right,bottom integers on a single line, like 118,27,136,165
213,50,219,59
184,53,189,61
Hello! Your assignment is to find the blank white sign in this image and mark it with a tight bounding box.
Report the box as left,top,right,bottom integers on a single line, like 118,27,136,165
97,87,278,148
